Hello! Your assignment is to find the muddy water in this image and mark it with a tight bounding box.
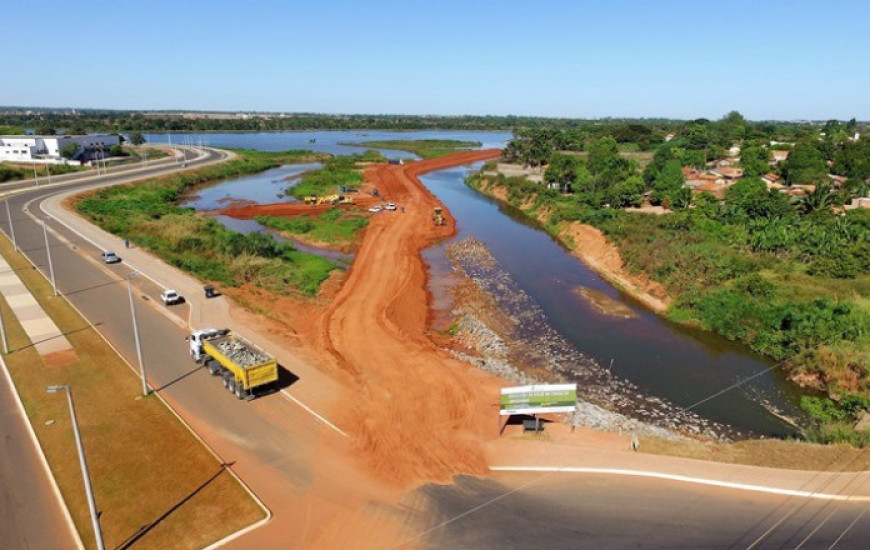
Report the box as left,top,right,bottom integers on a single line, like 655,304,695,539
420,163,804,436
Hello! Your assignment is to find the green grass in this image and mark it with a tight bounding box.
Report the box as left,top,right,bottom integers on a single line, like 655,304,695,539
75,151,341,296
256,209,369,247
344,139,482,159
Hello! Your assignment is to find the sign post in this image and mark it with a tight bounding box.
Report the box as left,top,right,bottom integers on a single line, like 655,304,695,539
499,383,577,435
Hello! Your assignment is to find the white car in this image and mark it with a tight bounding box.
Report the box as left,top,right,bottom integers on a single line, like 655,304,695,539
368,205,382,213
385,203,397,211
160,289,183,305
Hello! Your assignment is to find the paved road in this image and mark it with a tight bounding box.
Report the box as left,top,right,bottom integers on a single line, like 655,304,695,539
4,148,870,549
419,472,870,549
0,361,79,549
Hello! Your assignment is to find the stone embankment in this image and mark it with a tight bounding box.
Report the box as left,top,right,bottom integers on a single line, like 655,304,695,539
445,237,743,441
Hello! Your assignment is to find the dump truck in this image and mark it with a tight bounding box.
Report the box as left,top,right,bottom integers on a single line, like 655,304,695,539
433,207,446,226
189,329,278,399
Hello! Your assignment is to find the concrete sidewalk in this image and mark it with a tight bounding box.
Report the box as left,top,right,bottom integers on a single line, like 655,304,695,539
0,254,71,356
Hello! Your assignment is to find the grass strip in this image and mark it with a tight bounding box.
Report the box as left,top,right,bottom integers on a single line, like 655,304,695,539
0,235,265,550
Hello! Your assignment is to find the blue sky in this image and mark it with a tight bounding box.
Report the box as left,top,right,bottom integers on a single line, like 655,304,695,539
4,0,869,120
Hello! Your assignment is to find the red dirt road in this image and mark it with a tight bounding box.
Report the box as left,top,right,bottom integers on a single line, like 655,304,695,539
312,150,504,484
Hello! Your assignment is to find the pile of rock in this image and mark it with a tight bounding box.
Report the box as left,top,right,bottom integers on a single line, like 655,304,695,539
216,339,269,367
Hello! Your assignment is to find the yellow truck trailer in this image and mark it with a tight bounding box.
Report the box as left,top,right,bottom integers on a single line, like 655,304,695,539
189,329,278,399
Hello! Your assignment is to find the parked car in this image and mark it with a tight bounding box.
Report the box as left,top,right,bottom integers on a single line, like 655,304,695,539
368,205,382,213
101,251,121,264
385,203,397,211
160,289,183,305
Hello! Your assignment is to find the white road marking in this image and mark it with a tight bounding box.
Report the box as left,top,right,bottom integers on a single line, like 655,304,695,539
280,390,348,438
489,466,870,502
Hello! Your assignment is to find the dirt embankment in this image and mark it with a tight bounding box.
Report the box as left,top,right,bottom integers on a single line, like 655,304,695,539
302,150,505,486
475,178,671,313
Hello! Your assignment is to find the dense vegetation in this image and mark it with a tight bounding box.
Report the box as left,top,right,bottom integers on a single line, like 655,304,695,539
256,209,369,249
345,139,482,159
470,112,870,444
76,150,338,296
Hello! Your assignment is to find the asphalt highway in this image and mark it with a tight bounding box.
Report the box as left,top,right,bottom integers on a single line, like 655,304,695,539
2,148,869,549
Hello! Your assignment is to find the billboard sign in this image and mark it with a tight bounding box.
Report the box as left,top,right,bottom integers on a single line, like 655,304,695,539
499,384,577,416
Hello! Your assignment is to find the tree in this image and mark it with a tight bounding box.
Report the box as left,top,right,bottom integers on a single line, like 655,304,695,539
0,125,25,135
36,125,56,136
782,141,827,184
587,136,631,188
129,131,146,146
109,144,125,157
740,146,770,178
650,159,686,206
59,143,79,160
544,153,585,193
725,178,793,219
607,175,646,207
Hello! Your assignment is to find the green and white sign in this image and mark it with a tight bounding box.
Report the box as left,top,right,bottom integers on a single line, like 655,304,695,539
499,384,577,416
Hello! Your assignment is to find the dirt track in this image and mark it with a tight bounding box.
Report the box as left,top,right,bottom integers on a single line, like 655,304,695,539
307,150,504,485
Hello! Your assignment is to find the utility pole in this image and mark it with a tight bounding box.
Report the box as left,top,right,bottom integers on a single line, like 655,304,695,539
0,297,8,354
42,219,58,296
46,385,106,550
5,199,17,250
126,272,149,395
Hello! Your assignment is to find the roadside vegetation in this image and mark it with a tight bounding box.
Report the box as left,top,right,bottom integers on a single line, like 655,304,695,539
0,162,84,182
0,236,264,549
346,139,482,159
469,112,870,445
256,209,369,249
75,150,338,296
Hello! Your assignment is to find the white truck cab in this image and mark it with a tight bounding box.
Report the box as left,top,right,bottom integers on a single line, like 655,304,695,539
189,328,221,362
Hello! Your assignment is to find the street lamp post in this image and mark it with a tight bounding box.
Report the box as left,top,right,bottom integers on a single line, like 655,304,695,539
0,298,8,354
126,272,149,396
46,385,105,550
42,219,58,296
5,199,17,250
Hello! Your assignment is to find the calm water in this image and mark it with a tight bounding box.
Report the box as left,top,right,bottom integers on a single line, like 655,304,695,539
146,130,512,159
420,164,804,435
182,163,320,210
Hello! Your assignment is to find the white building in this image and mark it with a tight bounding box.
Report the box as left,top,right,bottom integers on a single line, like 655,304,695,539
0,135,120,165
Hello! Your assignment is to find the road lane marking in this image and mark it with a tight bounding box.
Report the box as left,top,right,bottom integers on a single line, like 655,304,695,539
280,390,348,438
489,466,870,502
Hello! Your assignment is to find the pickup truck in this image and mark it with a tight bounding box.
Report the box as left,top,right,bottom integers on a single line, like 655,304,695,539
189,329,278,399
160,289,183,305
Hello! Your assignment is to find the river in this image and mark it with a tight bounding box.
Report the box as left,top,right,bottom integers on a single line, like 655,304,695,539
171,130,803,436
419,163,804,436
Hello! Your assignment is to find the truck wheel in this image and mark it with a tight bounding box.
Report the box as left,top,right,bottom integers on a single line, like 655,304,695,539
227,379,236,394
222,376,229,389
205,360,219,376
234,384,244,400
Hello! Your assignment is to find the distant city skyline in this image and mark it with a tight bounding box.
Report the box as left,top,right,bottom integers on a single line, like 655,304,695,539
4,0,869,121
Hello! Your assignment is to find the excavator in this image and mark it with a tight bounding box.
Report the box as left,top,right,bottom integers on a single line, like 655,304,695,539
433,207,446,226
